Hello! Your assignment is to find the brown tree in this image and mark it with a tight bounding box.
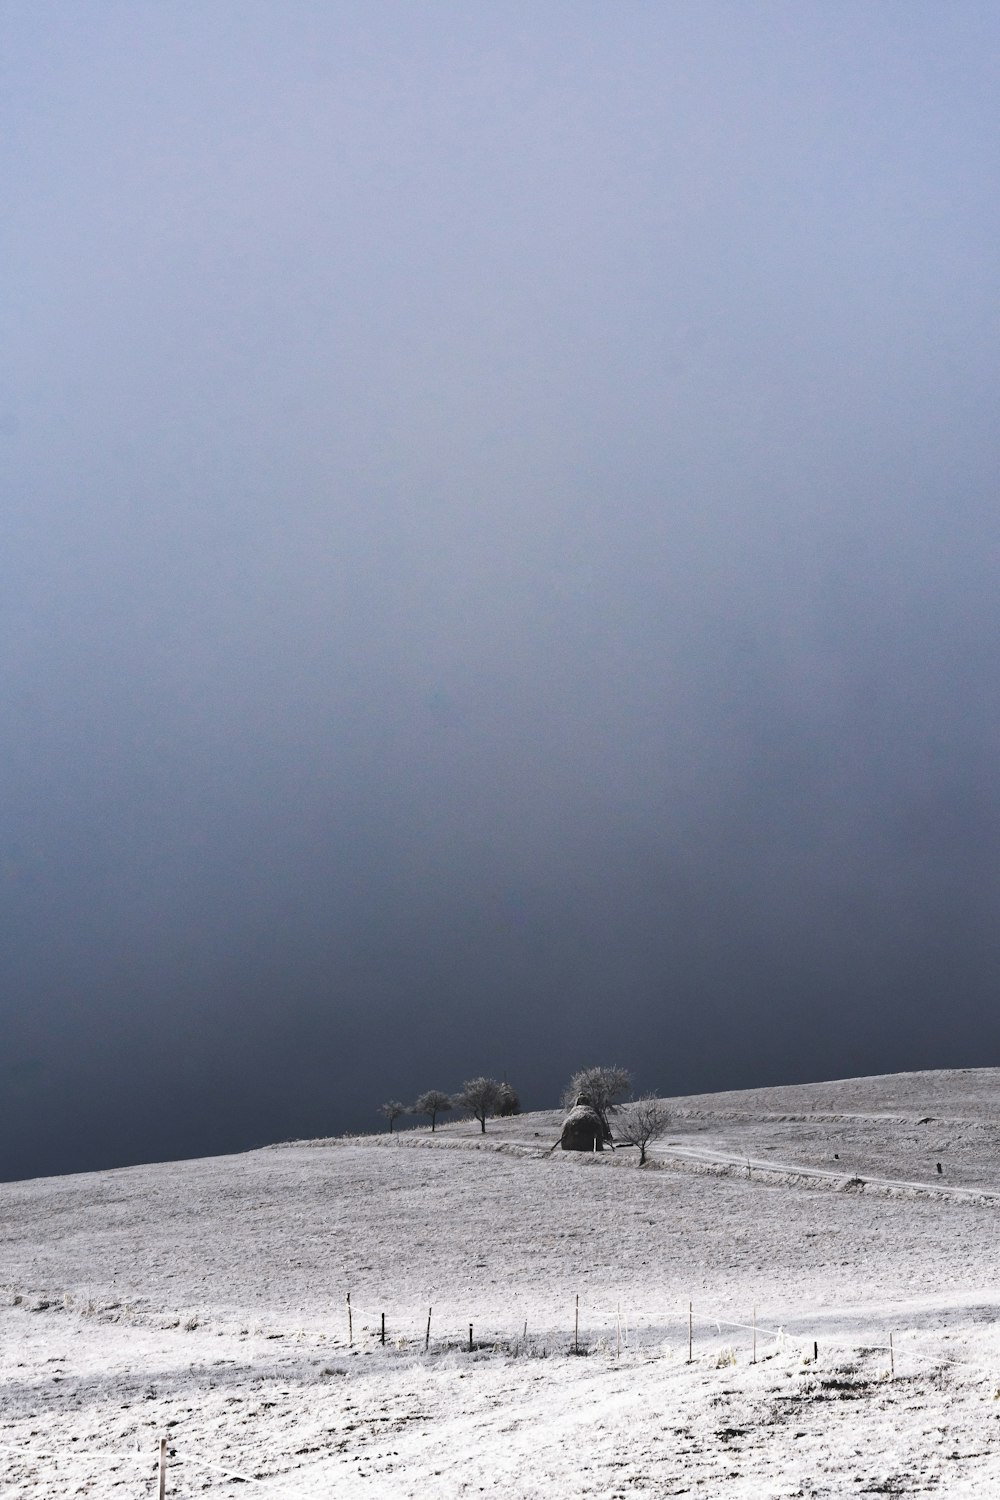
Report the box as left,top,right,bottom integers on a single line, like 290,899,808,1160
455,1076,503,1134
561,1065,632,1139
379,1100,407,1134
413,1089,453,1132
495,1081,520,1116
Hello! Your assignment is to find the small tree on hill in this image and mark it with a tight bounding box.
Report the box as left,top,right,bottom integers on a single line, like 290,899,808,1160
414,1089,453,1132
379,1100,407,1134
495,1081,520,1117
562,1065,632,1140
615,1095,670,1164
455,1076,503,1134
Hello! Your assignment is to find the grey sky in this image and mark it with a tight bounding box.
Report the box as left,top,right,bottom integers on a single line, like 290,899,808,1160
3,3,1000,1179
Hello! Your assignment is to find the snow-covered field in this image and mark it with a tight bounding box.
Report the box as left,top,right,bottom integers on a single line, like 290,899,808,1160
4,1069,1000,1496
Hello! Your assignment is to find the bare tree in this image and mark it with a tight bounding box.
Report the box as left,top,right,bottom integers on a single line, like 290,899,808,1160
379,1100,407,1134
562,1065,632,1139
413,1089,453,1132
615,1095,670,1164
454,1076,503,1134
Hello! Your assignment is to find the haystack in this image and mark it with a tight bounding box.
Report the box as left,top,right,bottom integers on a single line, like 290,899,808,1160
560,1094,605,1152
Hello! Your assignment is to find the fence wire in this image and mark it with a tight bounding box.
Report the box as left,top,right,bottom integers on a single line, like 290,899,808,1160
1,1297,988,1496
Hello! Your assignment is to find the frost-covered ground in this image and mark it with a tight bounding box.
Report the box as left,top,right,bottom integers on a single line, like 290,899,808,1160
4,1068,1000,1496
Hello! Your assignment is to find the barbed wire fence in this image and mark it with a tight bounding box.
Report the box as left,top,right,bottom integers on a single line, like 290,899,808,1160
2,1286,992,1496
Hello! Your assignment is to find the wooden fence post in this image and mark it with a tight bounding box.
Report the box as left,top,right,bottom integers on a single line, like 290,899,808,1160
347,1292,352,1347
688,1302,693,1363
574,1294,579,1354
425,1306,432,1352
469,1323,473,1352
889,1331,894,1378
158,1436,167,1500
380,1312,385,1346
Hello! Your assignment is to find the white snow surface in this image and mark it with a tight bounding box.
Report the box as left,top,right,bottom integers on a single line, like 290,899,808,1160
4,1067,1000,1496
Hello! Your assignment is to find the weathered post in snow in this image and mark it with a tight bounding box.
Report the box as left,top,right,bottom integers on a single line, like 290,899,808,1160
158,1436,168,1500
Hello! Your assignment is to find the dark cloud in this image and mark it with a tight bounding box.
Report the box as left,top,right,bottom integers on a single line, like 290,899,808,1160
3,2,1000,1179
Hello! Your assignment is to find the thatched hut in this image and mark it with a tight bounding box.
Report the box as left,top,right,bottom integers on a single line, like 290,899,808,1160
560,1094,605,1152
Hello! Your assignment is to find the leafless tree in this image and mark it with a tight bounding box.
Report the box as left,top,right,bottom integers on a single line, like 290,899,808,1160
379,1100,407,1134
413,1089,453,1132
562,1065,632,1139
454,1076,503,1134
615,1095,670,1164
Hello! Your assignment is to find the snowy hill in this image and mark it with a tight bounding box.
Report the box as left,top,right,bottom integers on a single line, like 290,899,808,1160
4,1069,1000,1496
